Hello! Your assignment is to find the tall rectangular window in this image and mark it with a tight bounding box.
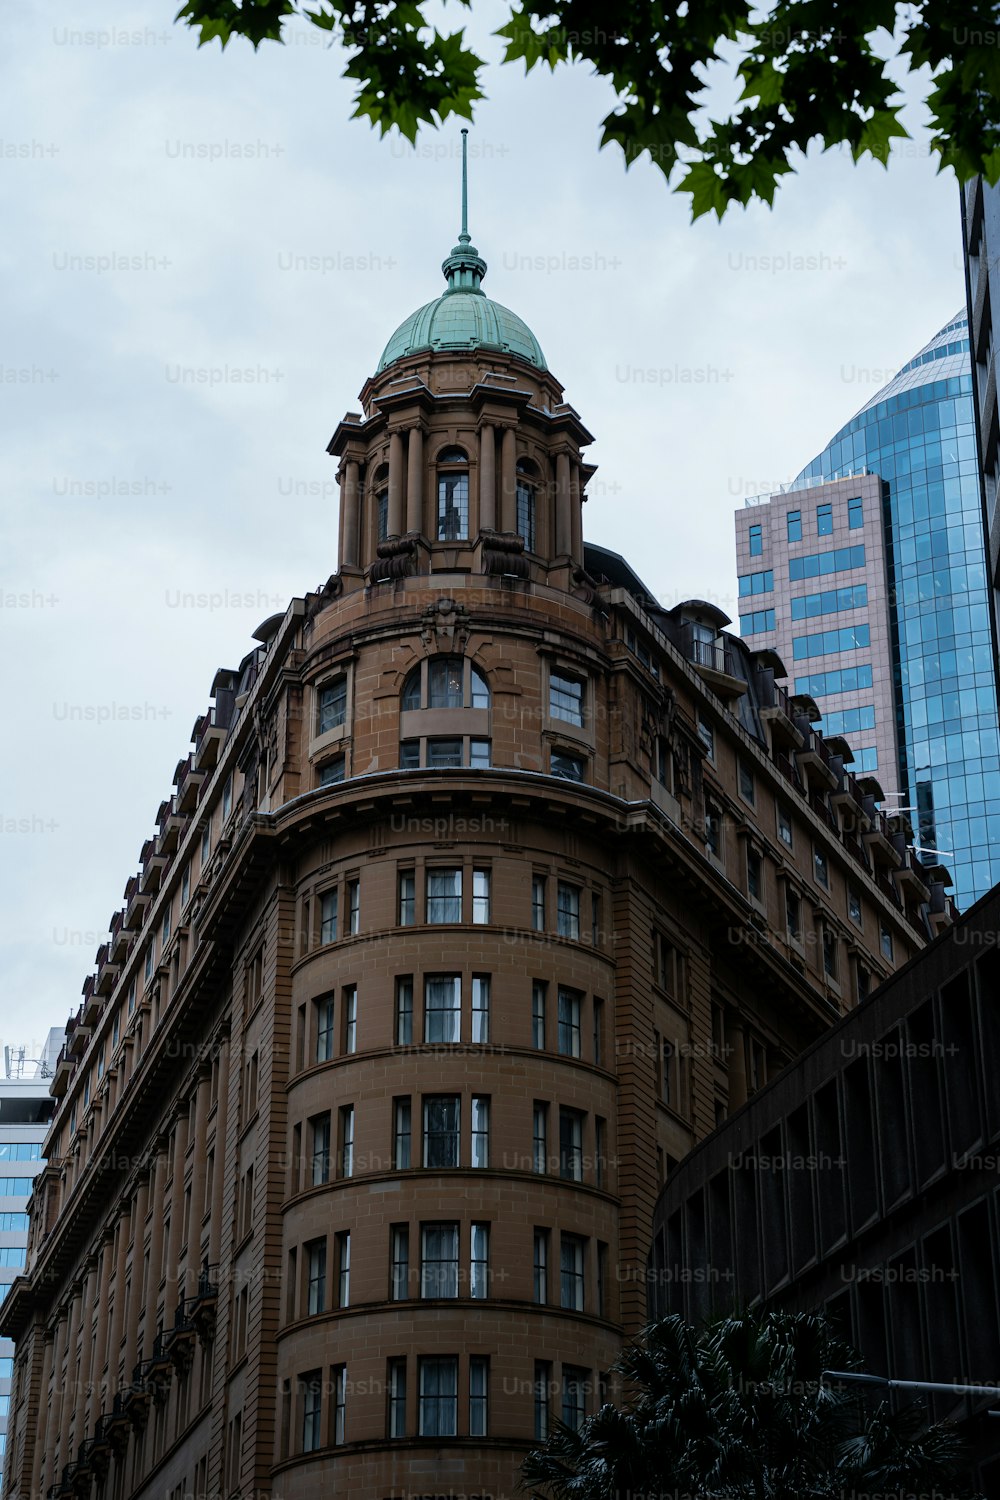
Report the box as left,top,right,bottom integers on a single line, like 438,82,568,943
318,677,347,734
749,522,763,555
535,1362,552,1440
338,1105,354,1178
747,847,763,903
532,981,547,1049
311,1113,331,1187
557,882,581,939
848,495,863,529
424,975,461,1044
388,1359,407,1437
419,1357,458,1437
532,874,546,931
471,1095,490,1168
880,923,893,960
549,672,584,726
469,1355,489,1437
347,879,360,935
786,886,801,941
302,1371,323,1453
320,889,338,944
306,1239,326,1316
786,510,801,542
390,1225,410,1300
814,846,829,888
332,1364,347,1445
394,1097,412,1170
472,976,490,1044
398,870,416,926
315,995,335,1063
336,1231,351,1307
342,986,357,1054
427,868,462,923
472,868,491,924
557,988,582,1057
559,1108,584,1181
533,1102,548,1174
777,804,793,847
395,977,413,1046
222,774,233,821
560,1234,585,1310
437,463,469,540
597,1242,608,1317
823,925,838,980
533,1228,549,1303
421,1222,460,1298
470,1222,490,1300
423,1095,460,1168
816,501,833,535
562,1367,588,1431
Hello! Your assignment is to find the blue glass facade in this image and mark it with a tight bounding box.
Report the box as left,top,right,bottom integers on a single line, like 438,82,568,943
796,315,1000,909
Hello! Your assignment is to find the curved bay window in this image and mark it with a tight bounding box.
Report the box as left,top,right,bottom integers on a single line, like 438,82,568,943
402,656,490,712
516,457,538,553
400,655,491,768
436,448,469,541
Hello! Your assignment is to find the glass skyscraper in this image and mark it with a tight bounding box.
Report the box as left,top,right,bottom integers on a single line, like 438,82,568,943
793,313,1000,908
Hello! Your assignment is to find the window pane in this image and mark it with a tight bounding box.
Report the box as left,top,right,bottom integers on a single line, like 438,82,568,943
424,976,461,1043
551,751,584,781
423,1096,460,1167
557,988,581,1057
557,883,581,939
421,1222,459,1298
471,1096,489,1168
419,1357,458,1437
437,471,469,540
427,869,462,923
472,976,490,1044
549,673,584,726
428,657,465,708
427,738,463,768
318,678,347,734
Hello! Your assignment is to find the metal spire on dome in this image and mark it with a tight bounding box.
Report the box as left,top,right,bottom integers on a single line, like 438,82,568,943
442,127,487,295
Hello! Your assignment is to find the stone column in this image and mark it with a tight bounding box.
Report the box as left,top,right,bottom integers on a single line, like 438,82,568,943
47,1313,68,1488
74,1259,97,1448
140,1146,167,1358
406,428,424,534
58,1290,79,1465
570,461,584,563
123,1174,149,1379
189,1071,212,1282
388,431,404,536
340,460,361,568
555,452,572,556
165,1111,189,1316
208,1039,231,1272
30,1331,54,1498
106,1204,131,1392
500,428,516,532
479,424,496,531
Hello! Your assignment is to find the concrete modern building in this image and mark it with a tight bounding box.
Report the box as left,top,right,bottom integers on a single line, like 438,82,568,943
0,146,945,1500
0,1033,62,1492
649,880,1000,1491
735,313,1000,912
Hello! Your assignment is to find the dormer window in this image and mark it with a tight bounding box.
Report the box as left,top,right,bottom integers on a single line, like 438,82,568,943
436,448,469,540
516,458,538,552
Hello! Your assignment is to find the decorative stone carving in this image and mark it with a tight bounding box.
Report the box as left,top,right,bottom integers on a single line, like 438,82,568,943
367,535,418,584
480,529,529,578
419,596,471,650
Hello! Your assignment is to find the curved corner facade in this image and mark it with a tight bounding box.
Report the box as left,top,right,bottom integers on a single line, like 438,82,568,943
0,215,947,1500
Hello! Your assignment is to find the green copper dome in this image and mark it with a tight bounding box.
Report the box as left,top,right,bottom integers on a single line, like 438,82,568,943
376,129,547,374
378,291,547,372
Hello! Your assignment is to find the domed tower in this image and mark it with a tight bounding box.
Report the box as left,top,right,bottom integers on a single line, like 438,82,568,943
330,130,594,589
1,130,931,1500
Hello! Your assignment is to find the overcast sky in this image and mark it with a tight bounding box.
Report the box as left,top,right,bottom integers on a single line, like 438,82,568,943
0,0,969,1054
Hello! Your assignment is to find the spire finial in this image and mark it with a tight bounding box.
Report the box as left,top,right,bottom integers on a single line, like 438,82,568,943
441,126,487,295
460,127,469,242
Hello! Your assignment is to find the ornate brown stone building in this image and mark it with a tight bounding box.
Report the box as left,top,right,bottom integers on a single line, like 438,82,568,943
0,143,949,1500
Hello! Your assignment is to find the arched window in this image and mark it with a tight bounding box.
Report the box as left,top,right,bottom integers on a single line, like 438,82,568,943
401,656,491,711
373,464,389,543
436,448,469,541
516,458,538,553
